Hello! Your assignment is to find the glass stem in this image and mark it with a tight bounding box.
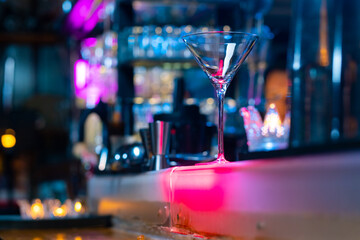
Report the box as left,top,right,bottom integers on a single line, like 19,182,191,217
216,86,227,162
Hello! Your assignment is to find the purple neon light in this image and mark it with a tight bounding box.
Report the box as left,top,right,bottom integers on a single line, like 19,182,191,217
82,37,97,48
66,0,104,34
83,2,104,32
74,59,88,91
74,59,118,107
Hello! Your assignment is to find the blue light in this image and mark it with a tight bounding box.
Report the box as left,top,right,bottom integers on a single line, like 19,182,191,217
62,0,72,13
98,148,108,171
133,146,140,157
122,153,128,159
114,154,120,160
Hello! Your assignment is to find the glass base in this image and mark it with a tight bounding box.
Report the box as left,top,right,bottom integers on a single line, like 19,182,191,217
160,226,210,239
196,154,229,165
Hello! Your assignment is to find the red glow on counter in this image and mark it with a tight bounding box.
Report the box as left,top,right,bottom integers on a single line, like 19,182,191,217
161,167,226,211
163,163,253,212
162,161,265,234
175,167,223,210
161,161,263,211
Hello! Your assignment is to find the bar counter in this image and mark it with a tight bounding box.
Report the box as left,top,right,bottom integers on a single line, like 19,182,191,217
2,149,360,239
0,224,204,240
0,228,135,240
88,149,360,239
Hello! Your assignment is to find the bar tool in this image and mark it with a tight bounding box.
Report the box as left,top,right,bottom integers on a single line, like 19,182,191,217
149,121,170,170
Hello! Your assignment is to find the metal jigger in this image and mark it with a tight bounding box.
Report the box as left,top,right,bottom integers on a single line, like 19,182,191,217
149,121,170,171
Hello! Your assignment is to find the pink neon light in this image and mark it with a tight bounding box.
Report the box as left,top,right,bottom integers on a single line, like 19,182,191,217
171,168,224,211
161,161,261,204
74,59,118,107
66,0,104,35
67,0,92,29
74,59,88,91
86,86,101,107
158,161,266,233
83,2,104,32
158,123,164,154
82,37,97,48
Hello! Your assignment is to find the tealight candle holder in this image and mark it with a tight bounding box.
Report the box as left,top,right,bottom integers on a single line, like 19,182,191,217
241,103,290,152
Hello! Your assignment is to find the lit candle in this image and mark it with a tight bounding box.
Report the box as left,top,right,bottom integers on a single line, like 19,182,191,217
74,201,83,213
261,103,284,137
30,199,44,219
53,205,68,218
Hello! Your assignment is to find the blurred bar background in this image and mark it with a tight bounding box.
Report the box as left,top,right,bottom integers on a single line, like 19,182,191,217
0,0,359,225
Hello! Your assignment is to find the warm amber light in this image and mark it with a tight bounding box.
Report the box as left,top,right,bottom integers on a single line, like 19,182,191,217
30,200,44,219
74,201,82,213
262,105,285,137
1,129,16,148
206,98,214,105
134,97,144,104
56,233,66,240
53,205,67,218
185,98,195,105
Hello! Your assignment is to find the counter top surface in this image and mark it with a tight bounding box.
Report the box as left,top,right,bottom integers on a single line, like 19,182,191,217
0,228,145,240
0,226,210,240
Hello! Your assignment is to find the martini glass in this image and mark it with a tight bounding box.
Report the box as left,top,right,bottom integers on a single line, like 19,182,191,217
183,31,258,163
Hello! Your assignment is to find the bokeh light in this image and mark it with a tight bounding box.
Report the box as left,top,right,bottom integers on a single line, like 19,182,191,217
1,129,16,148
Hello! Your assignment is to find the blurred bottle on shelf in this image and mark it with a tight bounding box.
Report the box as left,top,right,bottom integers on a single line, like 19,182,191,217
119,25,226,63
289,0,329,147
287,0,360,147
341,1,360,141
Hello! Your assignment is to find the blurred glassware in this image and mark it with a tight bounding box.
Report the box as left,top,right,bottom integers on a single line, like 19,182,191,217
288,0,360,145
118,25,227,62
246,25,273,109
237,19,290,152
241,103,289,152
341,1,360,141
76,31,119,108
17,199,31,219
109,142,146,172
103,31,118,68
133,98,173,133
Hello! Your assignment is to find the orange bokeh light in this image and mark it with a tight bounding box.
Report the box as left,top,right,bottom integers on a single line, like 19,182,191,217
1,129,16,148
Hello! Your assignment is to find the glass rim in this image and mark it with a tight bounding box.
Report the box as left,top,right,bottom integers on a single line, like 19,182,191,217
182,31,258,40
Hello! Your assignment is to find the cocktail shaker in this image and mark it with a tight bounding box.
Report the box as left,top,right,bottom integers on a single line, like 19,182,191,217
149,121,170,170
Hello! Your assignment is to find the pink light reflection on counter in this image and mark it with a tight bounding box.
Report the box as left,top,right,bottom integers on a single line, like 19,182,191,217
162,161,260,212
164,161,263,234
171,167,224,211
